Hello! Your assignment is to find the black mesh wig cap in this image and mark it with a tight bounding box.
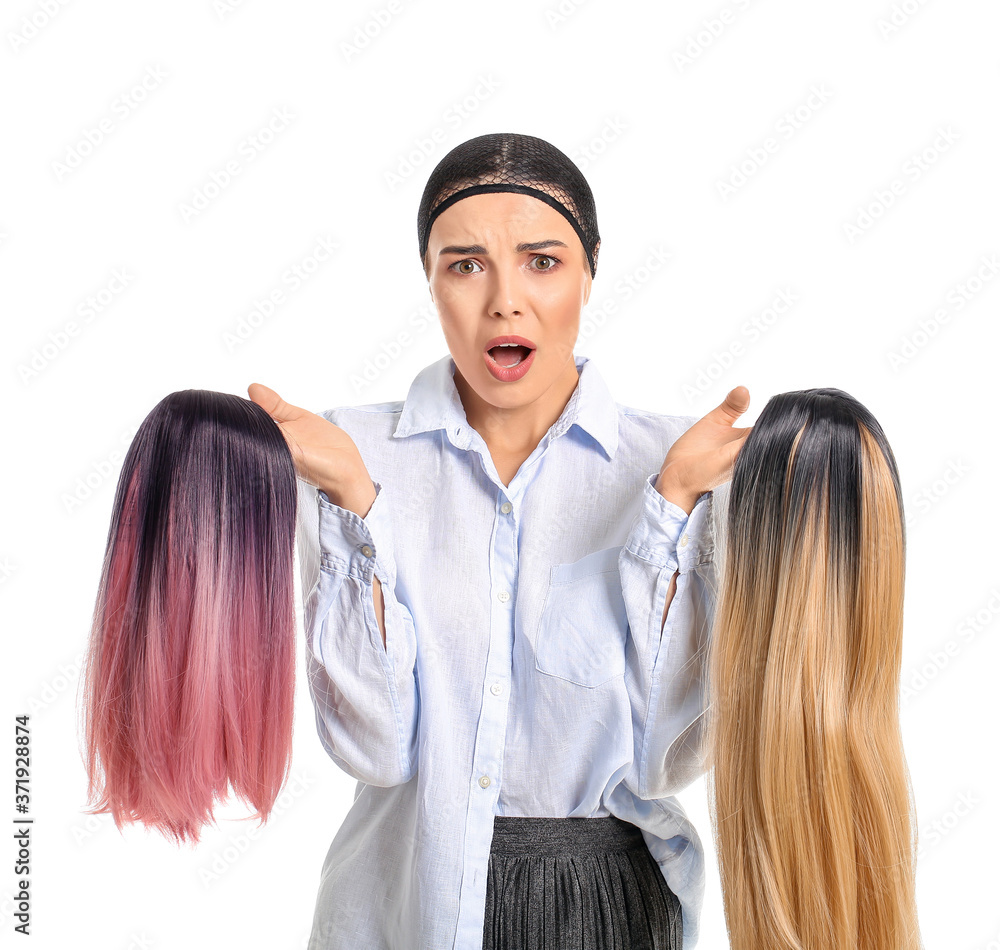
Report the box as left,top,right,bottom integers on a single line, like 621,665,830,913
417,132,601,277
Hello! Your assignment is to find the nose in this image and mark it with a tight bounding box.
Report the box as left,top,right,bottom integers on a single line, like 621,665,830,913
487,261,525,318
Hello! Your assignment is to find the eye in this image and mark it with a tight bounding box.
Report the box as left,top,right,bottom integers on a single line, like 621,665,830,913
449,259,482,275
530,254,561,271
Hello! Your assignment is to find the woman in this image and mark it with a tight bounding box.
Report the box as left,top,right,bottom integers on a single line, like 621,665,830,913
249,132,751,950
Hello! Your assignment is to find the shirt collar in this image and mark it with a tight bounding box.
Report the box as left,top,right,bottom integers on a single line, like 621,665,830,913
392,353,619,461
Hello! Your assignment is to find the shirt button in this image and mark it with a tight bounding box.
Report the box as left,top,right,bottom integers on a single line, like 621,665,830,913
478,775,491,789
679,534,688,548
490,683,502,696
361,544,374,557
497,591,510,603
500,502,512,514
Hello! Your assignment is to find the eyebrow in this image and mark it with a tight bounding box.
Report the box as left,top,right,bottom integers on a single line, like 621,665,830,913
438,239,570,256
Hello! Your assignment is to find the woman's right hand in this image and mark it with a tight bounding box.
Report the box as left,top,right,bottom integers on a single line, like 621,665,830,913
248,383,375,514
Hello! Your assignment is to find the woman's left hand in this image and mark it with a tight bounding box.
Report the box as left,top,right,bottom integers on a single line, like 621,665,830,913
656,386,752,514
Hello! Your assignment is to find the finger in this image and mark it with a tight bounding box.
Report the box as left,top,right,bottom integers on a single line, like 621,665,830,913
248,382,301,423
715,385,750,425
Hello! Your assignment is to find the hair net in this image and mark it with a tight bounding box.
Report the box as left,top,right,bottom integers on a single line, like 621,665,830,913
417,132,601,277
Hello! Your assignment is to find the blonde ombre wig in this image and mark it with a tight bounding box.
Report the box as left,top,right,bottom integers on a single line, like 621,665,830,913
705,388,921,950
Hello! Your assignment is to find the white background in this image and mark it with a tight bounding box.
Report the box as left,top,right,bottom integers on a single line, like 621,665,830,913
2,1,998,948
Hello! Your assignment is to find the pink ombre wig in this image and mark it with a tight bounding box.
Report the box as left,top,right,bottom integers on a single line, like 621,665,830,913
80,390,297,844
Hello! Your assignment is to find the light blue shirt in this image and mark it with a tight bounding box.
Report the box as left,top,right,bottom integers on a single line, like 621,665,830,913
295,353,719,949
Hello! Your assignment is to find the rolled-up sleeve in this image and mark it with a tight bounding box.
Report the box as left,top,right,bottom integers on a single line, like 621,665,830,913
619,471,718,800
304,479,419,787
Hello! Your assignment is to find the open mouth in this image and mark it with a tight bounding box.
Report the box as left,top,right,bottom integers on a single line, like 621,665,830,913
487,343,533,367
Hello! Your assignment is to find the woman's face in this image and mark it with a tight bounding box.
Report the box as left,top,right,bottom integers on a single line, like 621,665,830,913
424,191,595,417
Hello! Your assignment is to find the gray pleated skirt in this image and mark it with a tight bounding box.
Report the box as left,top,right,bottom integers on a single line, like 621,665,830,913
482,816,683,950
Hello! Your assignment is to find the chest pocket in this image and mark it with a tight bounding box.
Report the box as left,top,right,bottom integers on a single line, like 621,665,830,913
534,545,629,688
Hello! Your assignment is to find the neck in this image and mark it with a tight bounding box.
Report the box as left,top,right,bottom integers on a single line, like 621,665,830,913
455,358,582,458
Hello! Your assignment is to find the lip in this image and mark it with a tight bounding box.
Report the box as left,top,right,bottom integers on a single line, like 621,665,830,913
483,335,536,382
484,334,536,352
